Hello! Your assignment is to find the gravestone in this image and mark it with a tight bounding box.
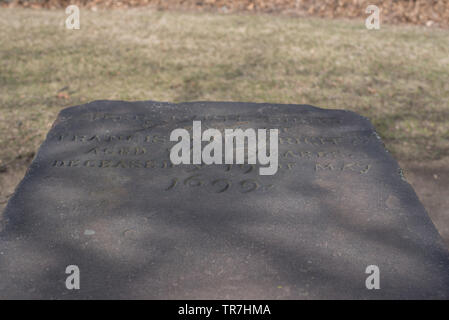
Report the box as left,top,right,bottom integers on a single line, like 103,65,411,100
1,100,448,299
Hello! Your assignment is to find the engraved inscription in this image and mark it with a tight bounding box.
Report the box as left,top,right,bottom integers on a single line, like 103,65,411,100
165,175,273,194
49,110,374,198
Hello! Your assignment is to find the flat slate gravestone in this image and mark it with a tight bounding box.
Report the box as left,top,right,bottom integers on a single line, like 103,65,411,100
1,100,449,299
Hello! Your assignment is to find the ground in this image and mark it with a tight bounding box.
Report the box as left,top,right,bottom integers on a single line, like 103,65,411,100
0,8,448,245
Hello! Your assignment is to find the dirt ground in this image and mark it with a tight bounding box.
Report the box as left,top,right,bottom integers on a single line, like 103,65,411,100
400,158,449,248
6,0,449,28
0,164,27,211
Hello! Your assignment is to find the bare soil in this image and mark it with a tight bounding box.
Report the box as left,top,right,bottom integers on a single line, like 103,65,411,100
400,157,449,248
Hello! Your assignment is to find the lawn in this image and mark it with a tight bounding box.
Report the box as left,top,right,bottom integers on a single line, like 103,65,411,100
1,8,448,213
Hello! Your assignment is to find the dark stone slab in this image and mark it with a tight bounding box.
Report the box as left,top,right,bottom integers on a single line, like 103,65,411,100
1,100,448,299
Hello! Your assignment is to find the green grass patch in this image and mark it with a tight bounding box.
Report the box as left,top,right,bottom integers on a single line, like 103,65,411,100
1,8,448,167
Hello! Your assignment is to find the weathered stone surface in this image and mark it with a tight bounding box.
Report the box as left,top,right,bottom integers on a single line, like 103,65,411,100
1,100,448,299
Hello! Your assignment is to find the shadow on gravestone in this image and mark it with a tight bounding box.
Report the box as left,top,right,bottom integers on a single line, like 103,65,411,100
0,100,448,299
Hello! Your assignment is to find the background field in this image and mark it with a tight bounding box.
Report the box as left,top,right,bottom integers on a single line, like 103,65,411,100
4,0,449,28
0,8,448,243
